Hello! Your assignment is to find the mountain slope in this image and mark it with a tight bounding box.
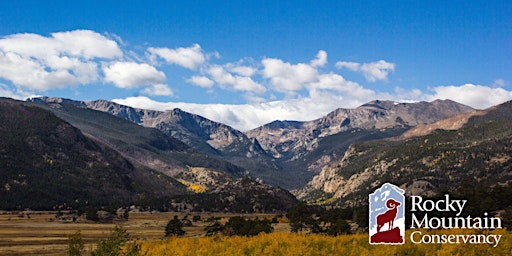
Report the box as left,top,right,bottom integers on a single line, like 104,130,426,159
26,97,475,190
81,99,284,187
2,98,298,212
297,100,512,206
246,100,474,160
28,97,245,177
173,167,298,212
246,100,474,188
0,99,188,210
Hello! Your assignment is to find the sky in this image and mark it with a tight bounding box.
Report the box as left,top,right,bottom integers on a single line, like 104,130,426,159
0,1,511,131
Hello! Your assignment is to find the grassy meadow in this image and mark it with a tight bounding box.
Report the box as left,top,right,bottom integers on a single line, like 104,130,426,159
0,211,286,255
0,211,510,255
141,229,512,256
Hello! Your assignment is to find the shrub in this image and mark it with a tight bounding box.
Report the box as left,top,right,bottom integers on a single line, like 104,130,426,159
66,231,84,256
165,216,185,237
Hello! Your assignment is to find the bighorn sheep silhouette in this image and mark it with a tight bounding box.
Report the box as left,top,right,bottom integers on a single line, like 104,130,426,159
376,199,400,232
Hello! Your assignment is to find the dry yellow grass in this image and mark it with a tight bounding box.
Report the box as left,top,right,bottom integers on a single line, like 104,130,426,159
141,229,512,256
1,211,510,256
0,211,282,255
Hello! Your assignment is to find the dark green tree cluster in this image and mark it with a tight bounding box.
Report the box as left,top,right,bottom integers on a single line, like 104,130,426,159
286,202,352,235
204,216,273,237
165,216,186,237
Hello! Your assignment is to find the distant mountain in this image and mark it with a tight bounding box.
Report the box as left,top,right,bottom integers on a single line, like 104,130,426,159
0,98,188,210
2,98,297,212
246,100,474,188
246,100,474,159
28,97,245,177
26,97,475,190
80,99,285,187
297,100,512,206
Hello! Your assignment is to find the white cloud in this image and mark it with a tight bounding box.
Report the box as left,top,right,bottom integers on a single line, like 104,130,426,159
186,76,215,88
228,65,257,77
0,30,122,60
0,51,98,90
336,60,395,82
307,73,369,94
428,84,512,109
0,30,121,91
50,30,123,59
141,83,173,96
207,65,266,94
262,58,318,92
103,61,166,89
113,92,375,131
493,78,506,87
0,83,37,100
310,50,328,67
112,83,512,131
0,29,508,129
148,44,205,70
335,61,360,71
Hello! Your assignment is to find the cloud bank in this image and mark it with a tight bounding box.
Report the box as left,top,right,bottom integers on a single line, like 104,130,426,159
1,29,511,131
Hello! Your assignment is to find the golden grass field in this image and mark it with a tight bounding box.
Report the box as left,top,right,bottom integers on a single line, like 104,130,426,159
0,211,511,256
0,211,287,255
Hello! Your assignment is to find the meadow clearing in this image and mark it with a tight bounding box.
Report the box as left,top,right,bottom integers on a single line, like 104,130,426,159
0,210,286,255
0,211,510,255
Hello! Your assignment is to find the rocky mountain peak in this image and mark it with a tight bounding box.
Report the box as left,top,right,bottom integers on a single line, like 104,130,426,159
246,99,475,160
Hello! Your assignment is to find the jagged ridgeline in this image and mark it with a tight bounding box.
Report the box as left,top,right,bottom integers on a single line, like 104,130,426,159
0,98,297,212
299,100,512,207
33,97,474,190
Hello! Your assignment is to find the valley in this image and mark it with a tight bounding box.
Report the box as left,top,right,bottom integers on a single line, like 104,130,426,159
0,211,289,255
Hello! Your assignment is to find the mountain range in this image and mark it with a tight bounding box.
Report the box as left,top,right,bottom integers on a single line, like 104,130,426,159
3,95,511,212
0,97,296,211
33,97,474,189
297,100,512,206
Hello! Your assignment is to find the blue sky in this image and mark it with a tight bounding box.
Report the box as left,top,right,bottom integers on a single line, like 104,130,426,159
0,1,511,130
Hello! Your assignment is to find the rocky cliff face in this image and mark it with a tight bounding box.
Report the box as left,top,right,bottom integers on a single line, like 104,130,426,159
297,101,512,206
87,98,476,190
244,100,474,188
29,97,476,190
246,100,474,160
86,100,267,157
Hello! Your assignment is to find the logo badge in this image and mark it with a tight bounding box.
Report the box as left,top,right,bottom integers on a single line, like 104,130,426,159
369,183,405,244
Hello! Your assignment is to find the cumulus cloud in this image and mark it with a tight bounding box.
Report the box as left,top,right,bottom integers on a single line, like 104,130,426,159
0,30,122,60
207,65,266,93
428,84,512,109
112,82,512,131
49,30,123,59
336,60,395,82
113,81,392,131
113,95,358,131
186,76,215,88
335,61,360,71
307,73,377,99
141,83,173,96
262,57,318,92
0,29,508,130
310,50,328,67
227,65,257,77
103,61,166,88
0,30,121,91
148,44,205,70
